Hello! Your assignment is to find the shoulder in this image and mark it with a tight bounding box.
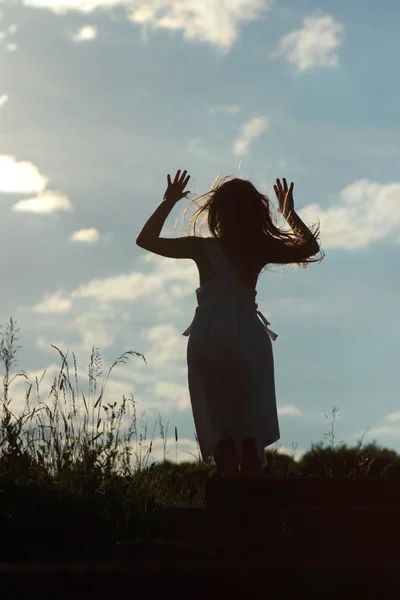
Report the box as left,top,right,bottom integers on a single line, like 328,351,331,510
136,235,206,260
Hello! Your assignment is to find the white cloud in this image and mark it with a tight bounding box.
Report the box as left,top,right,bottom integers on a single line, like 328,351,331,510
278,404,304,417
153,380,190,411
23,0,130,11
23,0,271,52
233,116,268,155
33,306,123,356
299,178,400,250
70,227,100,243
72,25,98,41
36,336,68,354
12,190,73,214
142,324,186,366
70,271,163,303
131,0,271,52
5,42,18,52
209,104,242,116
385,412,400,423
33,291,72,314
72,310,117,352
0,155,47,193
0,21,19,50
0,95,8,108
68,254,196,306
272,13,344,72
23,254,197,369
34,303,134,358
23,254,196,397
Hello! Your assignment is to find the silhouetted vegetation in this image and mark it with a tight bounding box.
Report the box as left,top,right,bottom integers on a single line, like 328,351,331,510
1,319,399,561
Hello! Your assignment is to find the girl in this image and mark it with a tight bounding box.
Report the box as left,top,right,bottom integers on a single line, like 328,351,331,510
136,170,323,478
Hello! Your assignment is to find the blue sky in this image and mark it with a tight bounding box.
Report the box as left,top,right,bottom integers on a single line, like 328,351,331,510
1,0,400,462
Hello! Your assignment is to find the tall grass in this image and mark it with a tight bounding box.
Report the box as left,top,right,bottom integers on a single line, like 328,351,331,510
0,319,204,481
0,319,211,560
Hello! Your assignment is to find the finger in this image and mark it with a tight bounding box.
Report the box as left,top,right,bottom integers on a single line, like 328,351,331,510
183,175,191,188
167,174,172,186
283,178,288,192
273,184,281,195
183,191,191,197
174,170,181,184
179,170,187,185
273,185,282,200
276,178,282,192
289,182,294,195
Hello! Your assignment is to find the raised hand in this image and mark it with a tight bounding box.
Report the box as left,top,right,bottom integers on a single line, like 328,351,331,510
163,169,191,205
274,178,295,217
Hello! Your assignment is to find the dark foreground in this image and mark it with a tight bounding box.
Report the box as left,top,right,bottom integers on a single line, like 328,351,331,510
2,477,400,595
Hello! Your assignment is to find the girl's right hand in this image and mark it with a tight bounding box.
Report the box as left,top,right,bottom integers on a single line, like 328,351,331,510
163,169,191,205
274,178,295,217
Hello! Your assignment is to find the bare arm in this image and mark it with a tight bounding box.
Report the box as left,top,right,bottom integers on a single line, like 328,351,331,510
273,177,320,261
136,169,200,259
136,199,176,247
284,210,320,253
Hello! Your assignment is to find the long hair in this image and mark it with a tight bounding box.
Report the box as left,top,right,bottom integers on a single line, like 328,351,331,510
183,175,324,269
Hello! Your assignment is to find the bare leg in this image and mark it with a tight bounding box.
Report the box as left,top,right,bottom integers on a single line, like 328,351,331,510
213,438,240,478
241,438,262,478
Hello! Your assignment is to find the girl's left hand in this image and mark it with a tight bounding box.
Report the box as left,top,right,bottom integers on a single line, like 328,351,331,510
274,178,295,217
163,169,191,204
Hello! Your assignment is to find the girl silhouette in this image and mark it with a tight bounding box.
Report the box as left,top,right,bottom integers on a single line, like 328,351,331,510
137,170,323,478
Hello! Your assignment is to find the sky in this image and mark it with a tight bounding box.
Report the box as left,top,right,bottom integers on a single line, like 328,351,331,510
1,0,400,463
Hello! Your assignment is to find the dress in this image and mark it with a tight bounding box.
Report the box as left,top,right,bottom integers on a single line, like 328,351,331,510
182,237,280,466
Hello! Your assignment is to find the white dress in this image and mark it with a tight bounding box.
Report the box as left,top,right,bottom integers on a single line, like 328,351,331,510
183,237,280,467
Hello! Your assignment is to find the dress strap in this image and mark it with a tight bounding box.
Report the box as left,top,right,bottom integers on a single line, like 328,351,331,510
182,318,194,337
255,306,278,341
